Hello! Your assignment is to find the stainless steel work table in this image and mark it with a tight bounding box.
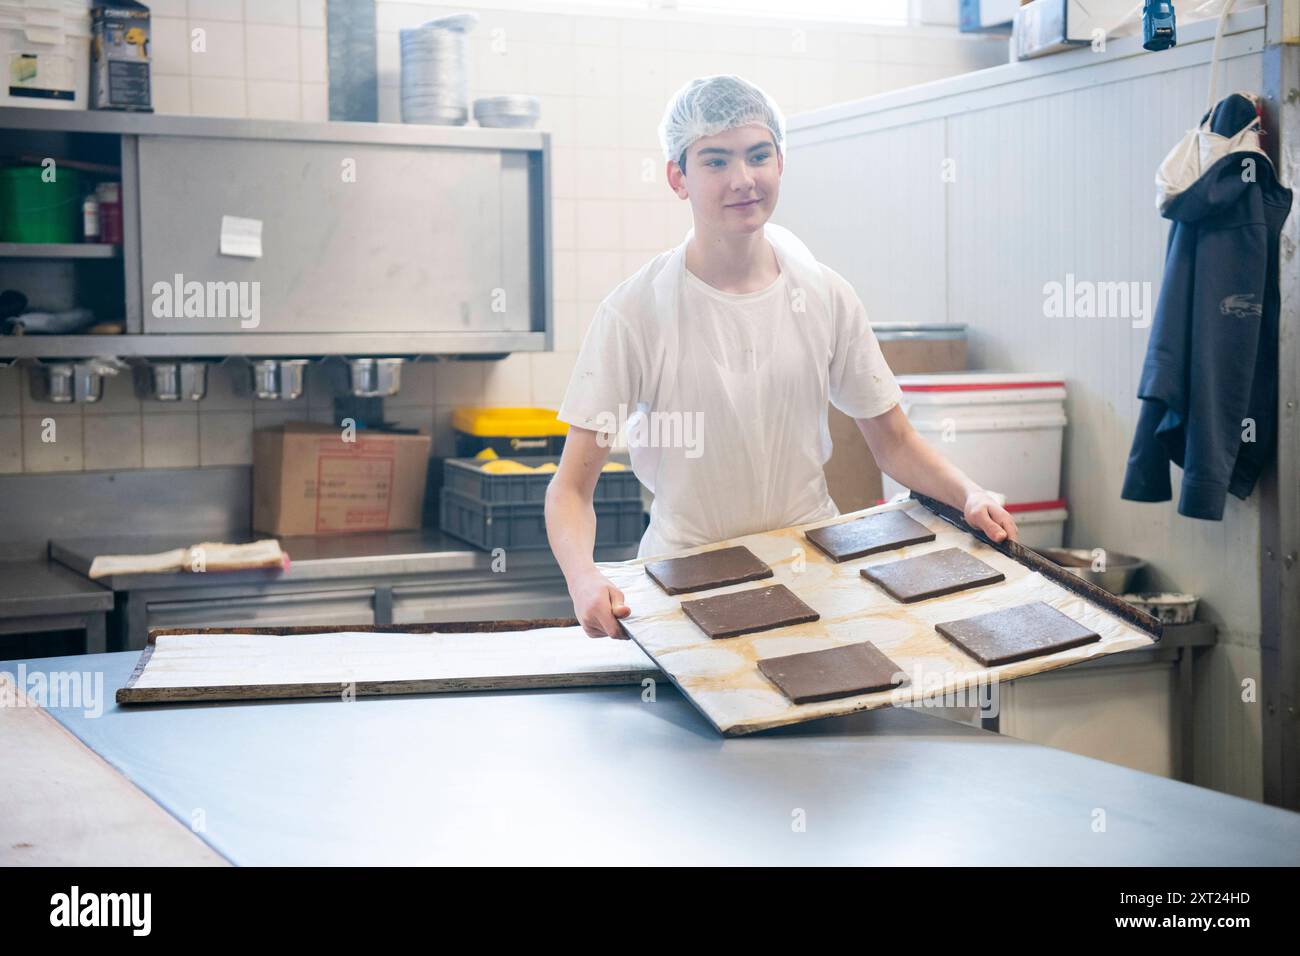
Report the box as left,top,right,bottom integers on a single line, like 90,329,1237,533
50,530,636,590
49,531,638,650
5,652,1298,866
0,560,114,654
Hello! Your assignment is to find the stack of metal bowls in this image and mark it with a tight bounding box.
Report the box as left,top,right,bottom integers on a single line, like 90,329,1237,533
473,95,541,129
400,13,478,126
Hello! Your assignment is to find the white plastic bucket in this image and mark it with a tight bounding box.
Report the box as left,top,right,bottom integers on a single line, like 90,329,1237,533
0,3,92,111
1007,499,1068,549
881,372,1067,505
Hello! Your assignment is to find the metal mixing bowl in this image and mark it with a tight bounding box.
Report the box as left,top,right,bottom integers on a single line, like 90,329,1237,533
1032,547,1145,594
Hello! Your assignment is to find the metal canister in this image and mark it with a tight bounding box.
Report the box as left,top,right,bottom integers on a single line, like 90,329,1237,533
30,362,106,404
133,361,209,401
242,359,309,400
347,358,404,397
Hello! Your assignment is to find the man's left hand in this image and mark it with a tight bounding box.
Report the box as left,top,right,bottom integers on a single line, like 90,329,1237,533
963,489,1019,543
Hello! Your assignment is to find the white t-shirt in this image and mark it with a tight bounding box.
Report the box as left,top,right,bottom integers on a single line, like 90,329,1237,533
558,248,902,558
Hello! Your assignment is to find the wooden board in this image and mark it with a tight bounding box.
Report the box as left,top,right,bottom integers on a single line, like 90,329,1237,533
0,674,228,866
118,620,659,704
601,501,1162,736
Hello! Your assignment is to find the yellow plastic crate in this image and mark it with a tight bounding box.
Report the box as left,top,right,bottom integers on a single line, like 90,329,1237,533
452,406,568,456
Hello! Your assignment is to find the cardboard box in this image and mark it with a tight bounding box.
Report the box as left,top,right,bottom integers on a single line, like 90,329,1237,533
823,332,967,514
1012,0,1136,60
254,423,432,536
90,0,152,111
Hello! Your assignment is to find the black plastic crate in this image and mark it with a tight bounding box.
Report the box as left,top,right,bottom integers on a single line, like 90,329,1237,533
442,455,639,505
440,489,644,551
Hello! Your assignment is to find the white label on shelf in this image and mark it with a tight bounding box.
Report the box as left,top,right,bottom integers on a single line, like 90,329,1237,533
219,215,263,258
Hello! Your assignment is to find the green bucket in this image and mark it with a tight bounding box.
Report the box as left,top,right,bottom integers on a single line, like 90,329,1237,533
0,166,83,243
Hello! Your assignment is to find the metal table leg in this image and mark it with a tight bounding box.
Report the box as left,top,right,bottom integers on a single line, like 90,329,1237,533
84,614,107,655
1177,646,1195,784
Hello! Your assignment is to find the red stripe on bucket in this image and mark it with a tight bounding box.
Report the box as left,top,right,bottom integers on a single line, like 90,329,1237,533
1005,498,1067,513
900,381,1065,392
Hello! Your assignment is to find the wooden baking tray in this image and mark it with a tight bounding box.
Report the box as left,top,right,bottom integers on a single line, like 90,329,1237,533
907,492,1162,640
117,619,659,705
603,497,1162,736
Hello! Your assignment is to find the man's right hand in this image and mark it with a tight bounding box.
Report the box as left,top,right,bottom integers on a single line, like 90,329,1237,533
569,570,631,639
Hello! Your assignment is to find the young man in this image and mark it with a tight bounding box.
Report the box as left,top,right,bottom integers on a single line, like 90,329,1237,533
546,75,1017,639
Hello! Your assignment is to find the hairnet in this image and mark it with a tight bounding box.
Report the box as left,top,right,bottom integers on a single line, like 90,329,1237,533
658,75,786,168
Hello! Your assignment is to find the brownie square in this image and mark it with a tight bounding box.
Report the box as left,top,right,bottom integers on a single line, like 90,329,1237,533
804,510,936,562
680,583,819,640
645,545,773,595
758,641,907,704
861,547,1005,602
935,601,1101,666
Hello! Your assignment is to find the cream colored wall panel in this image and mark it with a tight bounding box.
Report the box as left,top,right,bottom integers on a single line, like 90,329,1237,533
778,119,948,326
783,15,1269,796
944,58,1265,643
1001,664,1175,777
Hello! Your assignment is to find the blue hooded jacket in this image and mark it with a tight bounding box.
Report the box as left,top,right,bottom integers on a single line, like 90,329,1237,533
1121,93,1293,520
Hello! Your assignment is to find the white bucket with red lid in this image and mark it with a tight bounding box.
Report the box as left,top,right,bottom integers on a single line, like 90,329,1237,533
881,372,1067,505
1006,498,1069,549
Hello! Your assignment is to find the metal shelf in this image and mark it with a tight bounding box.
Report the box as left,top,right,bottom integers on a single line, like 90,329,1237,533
0,106,548,151
0,331,547,360
0,108,553,361
0,242,120,259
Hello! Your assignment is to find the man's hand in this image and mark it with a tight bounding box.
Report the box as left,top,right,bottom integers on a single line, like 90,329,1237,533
857,408,1021,545
964,489,1019,543
568,570,632,639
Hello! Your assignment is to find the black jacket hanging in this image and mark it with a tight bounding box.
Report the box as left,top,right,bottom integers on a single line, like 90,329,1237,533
1121,92,1292,520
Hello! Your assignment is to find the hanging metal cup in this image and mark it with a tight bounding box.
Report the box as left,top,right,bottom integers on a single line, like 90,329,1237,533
347,358,404,397
30,362,107,404
133,361,209,401
236,359,309,400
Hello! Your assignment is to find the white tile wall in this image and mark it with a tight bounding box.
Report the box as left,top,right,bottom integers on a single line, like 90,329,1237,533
248,80,303,120
188,0,244,22
0,416,23,474
247,0,300,27
142,411,200,468
0,3,1003,473
190,76,248,116
188,20,246,78
198,411,255,465
84,415,144,470
246,24,300,82
22,415,83,473
150,1,327,118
